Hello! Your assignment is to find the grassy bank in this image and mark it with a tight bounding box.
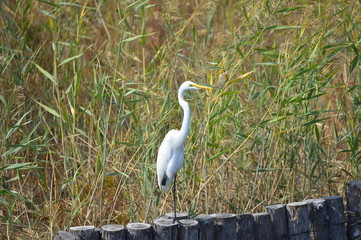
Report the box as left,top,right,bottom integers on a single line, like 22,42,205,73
1,0,360,238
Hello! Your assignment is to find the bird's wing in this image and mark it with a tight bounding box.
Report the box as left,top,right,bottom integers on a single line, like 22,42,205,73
156,139,173,192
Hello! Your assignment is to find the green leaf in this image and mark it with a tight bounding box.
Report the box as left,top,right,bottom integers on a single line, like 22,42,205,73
260,116,287,126
35,101,61,118
302,118,330,127
1,147,22,157
123,33,155,42
0,94,5,105
260,25,301,30
58,53,84,66
0,162,38,171
350,54,360,74
35,64,58,85
6,110,31,139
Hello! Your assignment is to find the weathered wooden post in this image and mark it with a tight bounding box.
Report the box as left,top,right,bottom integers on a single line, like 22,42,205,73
236,213,256,240
164,212,189,220
126,223,153,240
100,224,126,240
178,219,199,240
53,231,80,240
266,204,288,240
322,196,346,240
195,214,215,240
303,199,328,240
252,212,274,240
69,226,99,240
286,202,310,240
346,181,361,240
153,218,179,240
210,213,237,240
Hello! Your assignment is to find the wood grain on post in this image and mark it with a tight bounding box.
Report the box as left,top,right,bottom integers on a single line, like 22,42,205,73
53,231,80,240
100,224,126,240
346,181,361,240
252,212,274,240
153,218,179,240
69,226,99,240
322,196,346,240
126,223,153,240
286,202,310,240
266,204,288,240
210,213,237,240
194,214,215,240
178,219,199,240
303,199,328,240
236,213,255,240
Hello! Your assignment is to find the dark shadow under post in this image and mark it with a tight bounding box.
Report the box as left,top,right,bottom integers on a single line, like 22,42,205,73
322,196,346,240
346,181,361,240
252,212,274,240
266,204,288,240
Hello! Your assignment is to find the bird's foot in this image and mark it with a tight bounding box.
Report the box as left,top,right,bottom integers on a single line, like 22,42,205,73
173,217,183,226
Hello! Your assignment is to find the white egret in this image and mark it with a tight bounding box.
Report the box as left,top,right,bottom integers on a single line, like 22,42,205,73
156,81,212,224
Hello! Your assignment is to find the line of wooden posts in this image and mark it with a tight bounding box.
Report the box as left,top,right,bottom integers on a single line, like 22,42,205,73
54,180,361,240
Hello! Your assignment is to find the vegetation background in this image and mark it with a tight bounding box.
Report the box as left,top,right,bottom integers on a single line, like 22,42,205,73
1,0,360,238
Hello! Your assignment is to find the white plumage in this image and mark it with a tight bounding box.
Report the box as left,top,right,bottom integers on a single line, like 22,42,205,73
156,81,211,223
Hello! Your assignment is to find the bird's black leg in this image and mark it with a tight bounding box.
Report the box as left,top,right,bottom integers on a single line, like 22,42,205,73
173,174,182,225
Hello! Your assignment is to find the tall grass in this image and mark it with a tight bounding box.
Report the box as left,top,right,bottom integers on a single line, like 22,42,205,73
1,0,360,238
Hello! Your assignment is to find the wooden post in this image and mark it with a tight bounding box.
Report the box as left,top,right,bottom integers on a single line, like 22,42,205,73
126,223,153,240
252,212,274,240
53,230,79,240
153,218,179,240
303,199,328,240
164,212,189,220
322,196,346,240
210,213,237,240
236,213,256,240
69,226,99,240
195,214,215,240
178,219,199,240
346,181,361,240
286,202,310,240
266,204,288,240
100,224,126,240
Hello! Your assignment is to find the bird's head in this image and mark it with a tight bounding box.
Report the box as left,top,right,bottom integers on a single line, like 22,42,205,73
180,81,213,91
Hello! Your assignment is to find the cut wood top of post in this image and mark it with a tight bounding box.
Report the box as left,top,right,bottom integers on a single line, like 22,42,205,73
164,212,188,219
69,226,95,231
266,204,285,210
287,202,308,207
101,224,124,231
210,213,236,218
195,214,215,221
153,218,178,227
179,219,199,227
126,223,151,230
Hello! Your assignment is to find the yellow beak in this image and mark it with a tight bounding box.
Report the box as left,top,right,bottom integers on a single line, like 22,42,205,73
192,83,213,90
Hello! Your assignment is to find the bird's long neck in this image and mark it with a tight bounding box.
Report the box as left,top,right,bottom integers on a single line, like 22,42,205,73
178,88,191,145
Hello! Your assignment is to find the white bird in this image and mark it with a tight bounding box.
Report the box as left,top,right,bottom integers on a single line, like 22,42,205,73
156,81,212,223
